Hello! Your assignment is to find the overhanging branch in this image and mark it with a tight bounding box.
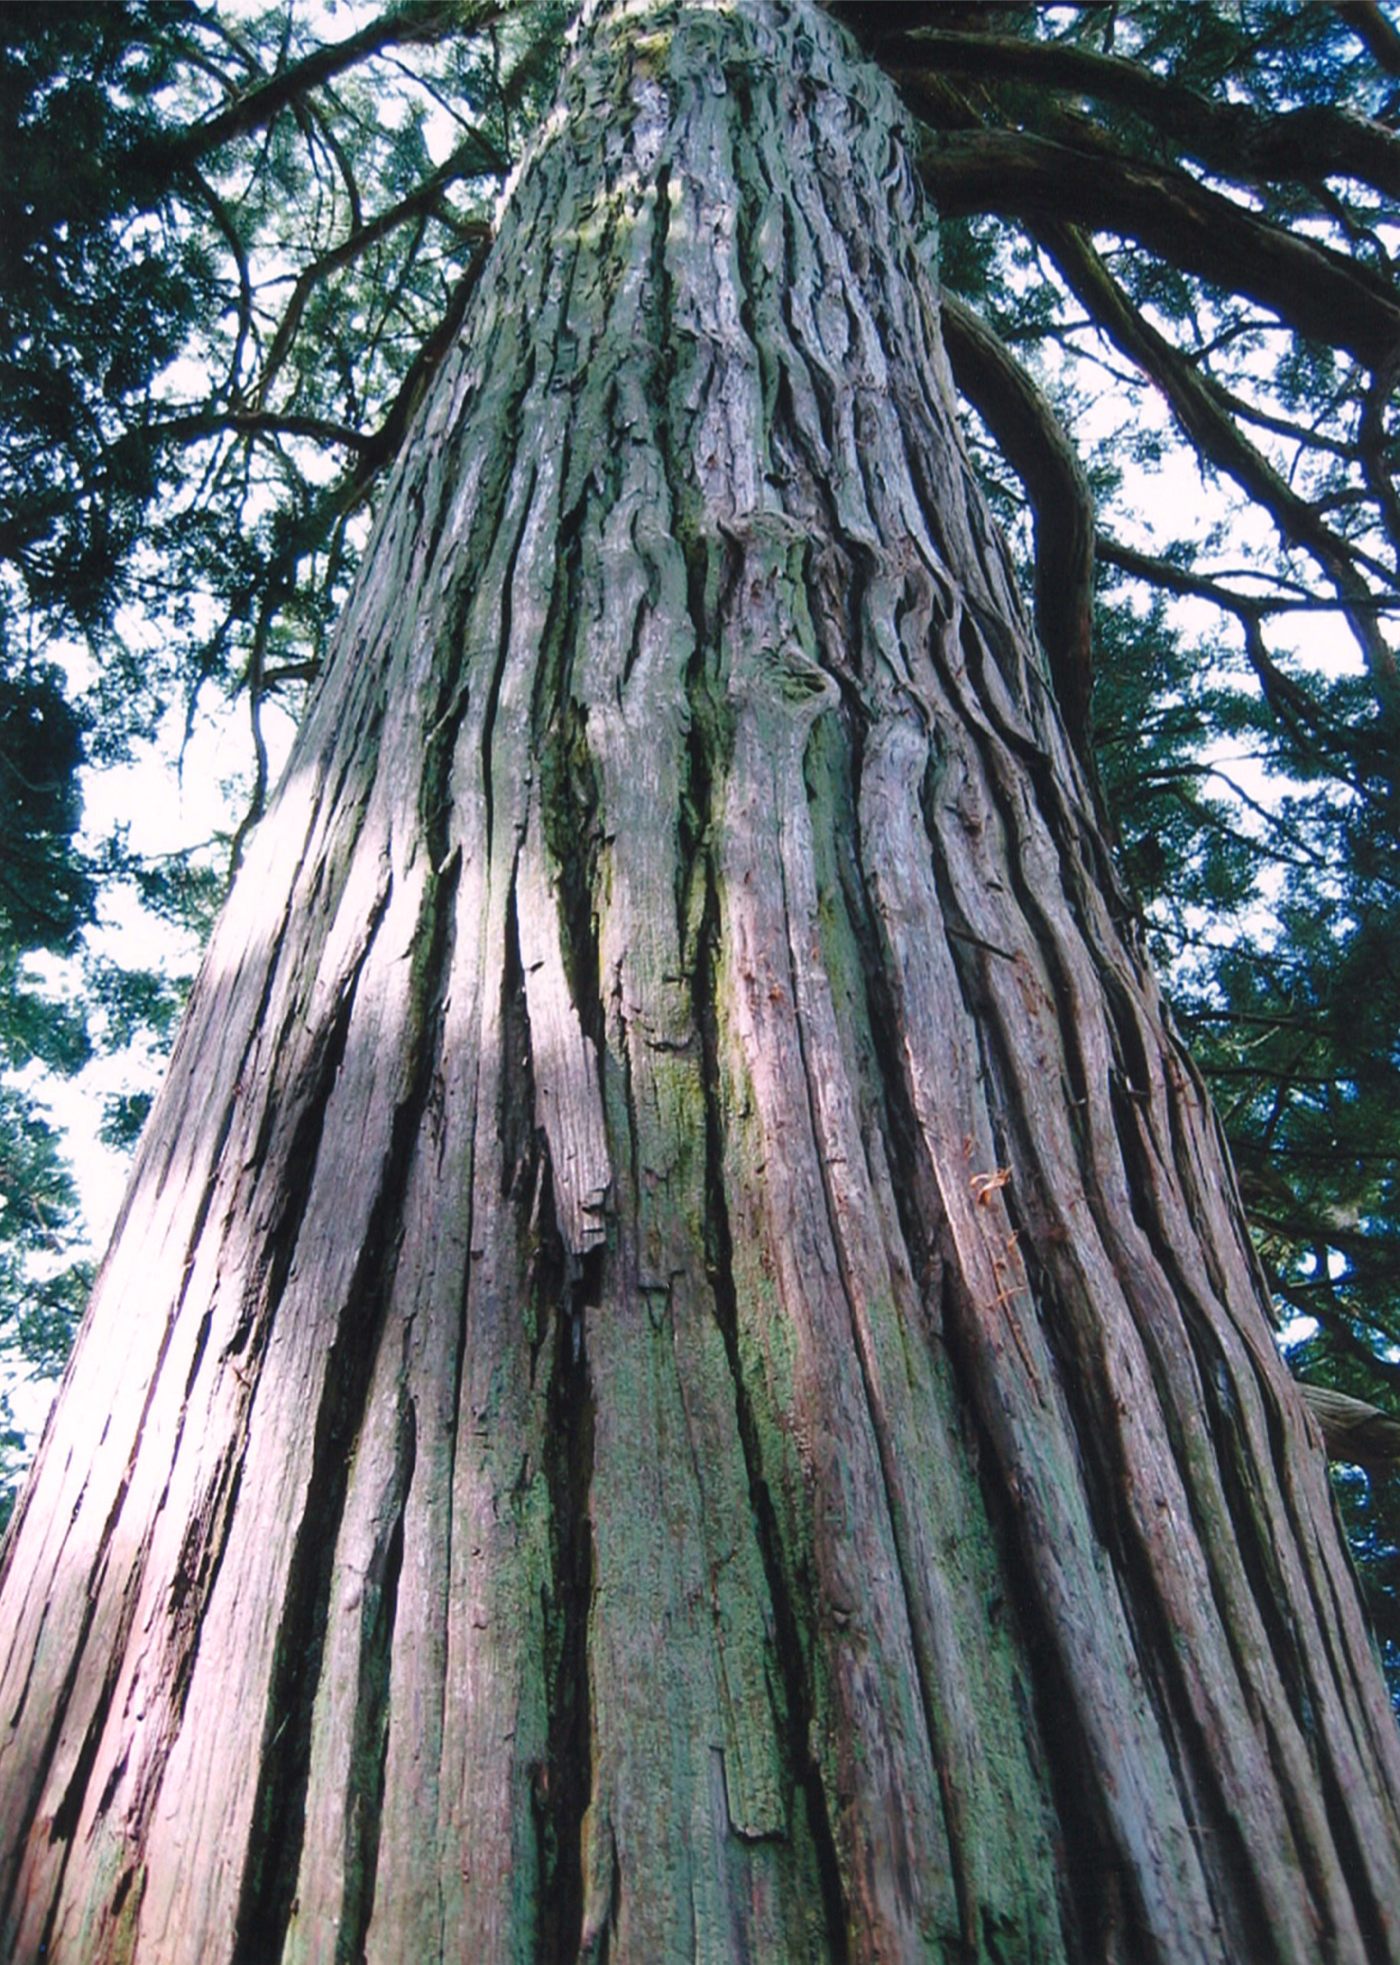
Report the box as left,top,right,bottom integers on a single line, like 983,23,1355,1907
158,1,500,169
1297,1381,1400,1465
1038,222,1400,721
887,27,1400,199
916,127,1400,370
940,292,1095,753
253,147,497,409
1332,2,1400,76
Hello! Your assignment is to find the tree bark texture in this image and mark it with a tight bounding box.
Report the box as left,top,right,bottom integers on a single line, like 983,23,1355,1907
3,3,1400,1959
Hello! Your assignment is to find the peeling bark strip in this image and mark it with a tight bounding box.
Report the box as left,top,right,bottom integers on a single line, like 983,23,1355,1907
2,2,1399,1959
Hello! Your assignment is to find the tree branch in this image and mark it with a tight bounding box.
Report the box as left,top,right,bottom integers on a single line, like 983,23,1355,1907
889,27,1400,199
253,142,497,409
1296,1381,1400,1465
1360,350,1400,569
1039,223,1400,719
184,169,254,403
916,127,1400,370
158,1,498,171
1095,535,1400,618
940,291,1095,753
1331,2,1400,77
349,238,494,489
146,410,373,452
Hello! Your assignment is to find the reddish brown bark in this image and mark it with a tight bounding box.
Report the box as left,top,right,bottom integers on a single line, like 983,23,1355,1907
1,3,1398,1959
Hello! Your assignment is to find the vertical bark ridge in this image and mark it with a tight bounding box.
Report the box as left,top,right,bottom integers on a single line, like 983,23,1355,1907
0,739,330,1681
920,330,1297,1957
863,715,1225,1961
333,1386,415,1964
790,710,1058,1962
907,555,1400,1953
920,660,1352,1949
536,1237,598,1965
0,740,394,1958
758,80,1226,1949
230,842,463,1965
711,30,1085,1949
693,851,850,1963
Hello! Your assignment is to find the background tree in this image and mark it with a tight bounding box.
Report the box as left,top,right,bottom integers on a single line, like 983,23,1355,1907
1,0,1399,1954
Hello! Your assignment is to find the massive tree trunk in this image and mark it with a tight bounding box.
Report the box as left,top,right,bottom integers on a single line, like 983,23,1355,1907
3,2,1399,1958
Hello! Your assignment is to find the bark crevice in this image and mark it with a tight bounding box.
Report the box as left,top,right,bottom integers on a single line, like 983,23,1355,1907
334,1390,416,1964
536,1239,598,1965
230,850,459,1964
692,852,850,1963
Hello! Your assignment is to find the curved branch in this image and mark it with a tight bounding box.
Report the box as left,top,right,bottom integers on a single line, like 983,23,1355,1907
1296,1382,1400,1465
1360,350,1400,569
253,140,496,409
305,99,364,235
350,240,494,487
1331,2,1400,77
1095,537,1377,784
887,27,1400,199
146,409,372,452
227,593,275,880
230,239,497,598
1040,222,1400,719
1098,533,1281,631
940,291,1095,752
916,128,1400,369
183,168,254,404
1202,382,1357,464
0,410,361,567
157,1,500,171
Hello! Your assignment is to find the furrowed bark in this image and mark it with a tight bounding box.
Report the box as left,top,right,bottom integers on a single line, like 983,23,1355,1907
2,3,1399,1961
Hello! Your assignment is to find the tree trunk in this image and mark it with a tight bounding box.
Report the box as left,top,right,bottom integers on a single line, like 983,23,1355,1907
3,2,1399,1958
